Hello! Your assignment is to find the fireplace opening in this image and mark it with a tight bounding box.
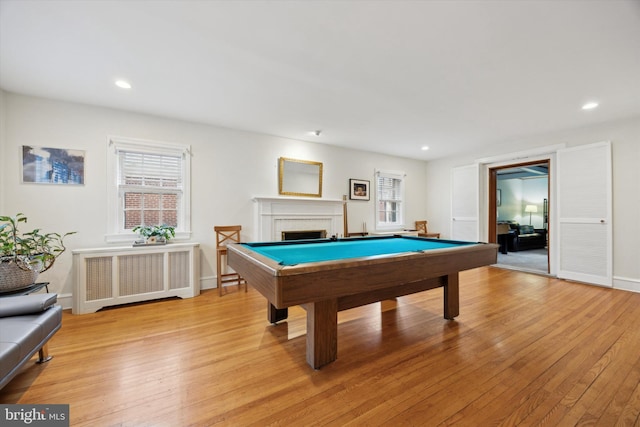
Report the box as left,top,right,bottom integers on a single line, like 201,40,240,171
282,230,327,241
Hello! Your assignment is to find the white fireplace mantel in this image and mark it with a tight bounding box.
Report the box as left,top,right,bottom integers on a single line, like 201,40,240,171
253,196,344,241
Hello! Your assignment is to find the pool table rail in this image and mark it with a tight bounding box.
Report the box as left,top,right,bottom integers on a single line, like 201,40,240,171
227,241,497,309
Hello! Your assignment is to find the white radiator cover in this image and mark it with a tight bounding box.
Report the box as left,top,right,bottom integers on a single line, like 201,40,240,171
72,242,200,314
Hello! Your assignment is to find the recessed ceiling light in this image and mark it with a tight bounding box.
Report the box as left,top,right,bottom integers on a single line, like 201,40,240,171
421,146,430,151
115,80,132,89
582,102,598,110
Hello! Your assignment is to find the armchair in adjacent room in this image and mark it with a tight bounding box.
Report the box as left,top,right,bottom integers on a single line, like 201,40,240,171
500,222,547,252
512,224,547,251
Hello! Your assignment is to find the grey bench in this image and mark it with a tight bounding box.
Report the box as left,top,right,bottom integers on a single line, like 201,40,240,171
0,293,62,390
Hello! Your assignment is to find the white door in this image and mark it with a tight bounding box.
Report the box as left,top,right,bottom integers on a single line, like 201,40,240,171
557,141,612,286
451,164,480,241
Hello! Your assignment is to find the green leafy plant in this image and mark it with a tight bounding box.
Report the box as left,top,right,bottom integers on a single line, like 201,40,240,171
0,213,76,273
132,224,175,241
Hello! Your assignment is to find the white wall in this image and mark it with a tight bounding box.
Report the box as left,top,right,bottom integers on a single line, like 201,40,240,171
0,90,5,208
426,115,640,291
3,92,639,299
0,92,428,302
498,177,548,228
521,177,547,229
497,179,523,224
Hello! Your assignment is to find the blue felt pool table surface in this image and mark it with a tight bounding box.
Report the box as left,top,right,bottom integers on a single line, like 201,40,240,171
241,235,475,266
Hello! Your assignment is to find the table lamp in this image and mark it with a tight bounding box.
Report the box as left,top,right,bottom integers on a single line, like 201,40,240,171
524,204,537,225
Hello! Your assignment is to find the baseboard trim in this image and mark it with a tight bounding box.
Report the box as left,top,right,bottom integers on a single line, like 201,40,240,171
614,276,640,293
200,275,217,290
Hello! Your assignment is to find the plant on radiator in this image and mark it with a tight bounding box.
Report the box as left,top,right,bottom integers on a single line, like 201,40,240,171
0,213,76,291
132,224,175,244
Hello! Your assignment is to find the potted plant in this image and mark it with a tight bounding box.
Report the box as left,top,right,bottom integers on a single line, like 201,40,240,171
132,224,175,245
0,213,75,292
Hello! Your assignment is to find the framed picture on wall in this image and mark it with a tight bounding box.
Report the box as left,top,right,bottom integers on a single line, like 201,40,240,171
21,145,85,185
349,179,370,200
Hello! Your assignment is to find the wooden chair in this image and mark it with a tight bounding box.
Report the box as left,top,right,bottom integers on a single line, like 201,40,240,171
214,225,247,296
415,220,440,238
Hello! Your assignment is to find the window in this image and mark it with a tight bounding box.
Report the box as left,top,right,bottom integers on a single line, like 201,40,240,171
375,169,405,230
106,137,191,242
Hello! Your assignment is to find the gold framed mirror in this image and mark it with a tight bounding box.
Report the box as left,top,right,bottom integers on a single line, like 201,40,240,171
278,157,323,198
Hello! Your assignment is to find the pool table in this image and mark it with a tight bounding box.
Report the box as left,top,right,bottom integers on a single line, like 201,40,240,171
227,235,498,368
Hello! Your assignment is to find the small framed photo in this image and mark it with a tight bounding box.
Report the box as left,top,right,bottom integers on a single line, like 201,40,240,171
22,145,85,185
349,179,370,200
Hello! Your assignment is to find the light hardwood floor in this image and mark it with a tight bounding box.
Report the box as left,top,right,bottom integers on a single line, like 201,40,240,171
1,267,639,426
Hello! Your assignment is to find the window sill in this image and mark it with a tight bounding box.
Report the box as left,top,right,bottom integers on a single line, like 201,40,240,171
375,225,405,232
104,231,192,244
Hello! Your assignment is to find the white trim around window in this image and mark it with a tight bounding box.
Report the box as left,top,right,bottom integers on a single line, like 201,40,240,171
105,136,192,243
375,169,406,231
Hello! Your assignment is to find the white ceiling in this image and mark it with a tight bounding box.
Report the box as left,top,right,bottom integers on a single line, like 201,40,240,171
1,0,639,161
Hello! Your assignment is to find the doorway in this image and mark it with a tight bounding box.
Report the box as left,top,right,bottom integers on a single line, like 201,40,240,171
488,160,550,274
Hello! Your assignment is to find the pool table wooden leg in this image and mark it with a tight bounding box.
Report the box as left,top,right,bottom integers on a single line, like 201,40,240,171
268,303,288,324
444,273,459,320
303,299,338,369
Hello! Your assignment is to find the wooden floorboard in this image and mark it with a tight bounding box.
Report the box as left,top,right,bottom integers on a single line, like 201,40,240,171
1,267,639,426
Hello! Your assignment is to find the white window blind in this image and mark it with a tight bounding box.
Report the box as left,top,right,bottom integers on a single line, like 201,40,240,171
118,150,182,229
376,170,405,229
118,151,182,189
